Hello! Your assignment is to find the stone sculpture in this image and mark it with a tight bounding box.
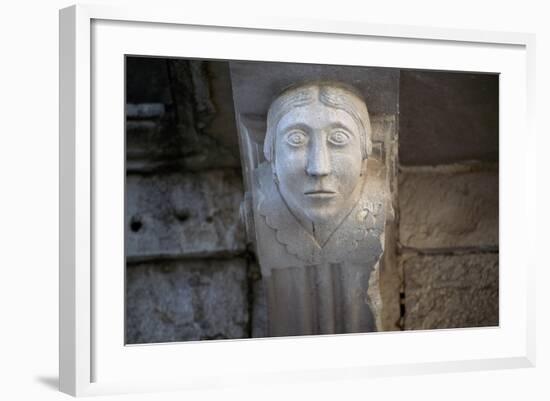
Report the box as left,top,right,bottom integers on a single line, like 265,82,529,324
238,82,391,337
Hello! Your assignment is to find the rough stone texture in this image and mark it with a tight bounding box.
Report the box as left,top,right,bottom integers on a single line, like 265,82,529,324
403,253,499,330
399,70,498,165
126,59,242,173
125,58,251,344
399,168,498,249
126,120,241,173
126,259,249,343
126,170,245,261
126,103,165,119
372,114,401,331
371,114,396,143
203,61,241,161
251,278,269,338
378,225,402,331
247,261,269,338
126,120,167,164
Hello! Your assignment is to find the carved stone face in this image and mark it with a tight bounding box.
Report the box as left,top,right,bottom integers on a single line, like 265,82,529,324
274,99,364,224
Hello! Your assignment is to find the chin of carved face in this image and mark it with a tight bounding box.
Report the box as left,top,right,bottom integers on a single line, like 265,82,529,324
274,101,364,224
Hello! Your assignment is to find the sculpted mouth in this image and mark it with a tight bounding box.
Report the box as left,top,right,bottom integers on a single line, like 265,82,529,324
304,190,337,198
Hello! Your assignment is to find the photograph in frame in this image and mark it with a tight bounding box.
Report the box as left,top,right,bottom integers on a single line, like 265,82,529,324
124,56,499,344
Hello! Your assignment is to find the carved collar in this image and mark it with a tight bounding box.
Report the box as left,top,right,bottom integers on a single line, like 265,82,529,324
255,161,386,266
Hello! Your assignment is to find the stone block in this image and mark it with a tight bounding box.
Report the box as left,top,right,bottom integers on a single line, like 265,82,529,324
126,120,166,163
399,70,498,165
399,168,498,249
403,253,498,330
126,170,246,261
126,103,165,119
126,59,242,172
126,259,249,343
126,120,241,172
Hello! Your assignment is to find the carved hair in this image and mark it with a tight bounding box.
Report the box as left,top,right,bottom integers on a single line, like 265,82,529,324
264,82,372,162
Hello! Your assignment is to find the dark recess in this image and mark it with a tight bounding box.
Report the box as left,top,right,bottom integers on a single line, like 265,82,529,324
399,71,499,166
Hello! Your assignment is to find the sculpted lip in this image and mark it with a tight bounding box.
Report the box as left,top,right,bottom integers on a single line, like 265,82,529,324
304,189,337,198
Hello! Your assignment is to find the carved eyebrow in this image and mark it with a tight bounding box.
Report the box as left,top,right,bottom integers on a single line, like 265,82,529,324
277,122,311,134
277,120,359,138
327,122,358,137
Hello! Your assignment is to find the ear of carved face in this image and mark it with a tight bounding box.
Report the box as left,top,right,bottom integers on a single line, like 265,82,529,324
274,99,364,224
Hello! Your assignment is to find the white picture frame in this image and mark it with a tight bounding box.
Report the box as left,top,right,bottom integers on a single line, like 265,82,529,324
59,3,536,397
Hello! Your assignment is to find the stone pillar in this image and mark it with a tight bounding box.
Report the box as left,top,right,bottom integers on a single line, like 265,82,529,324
230,62,398,336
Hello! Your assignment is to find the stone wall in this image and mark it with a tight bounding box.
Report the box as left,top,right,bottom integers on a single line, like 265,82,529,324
125,58,254,343
125,59,499,342
397,71,499,330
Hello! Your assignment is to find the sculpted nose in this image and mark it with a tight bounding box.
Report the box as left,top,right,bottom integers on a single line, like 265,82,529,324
306,138,331,177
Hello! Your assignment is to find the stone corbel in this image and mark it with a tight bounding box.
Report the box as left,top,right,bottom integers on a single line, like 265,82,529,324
233,77,393,337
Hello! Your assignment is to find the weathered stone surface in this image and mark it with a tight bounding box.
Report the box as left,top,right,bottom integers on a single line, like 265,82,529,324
399,168,498,249
372,114,401,331
126,259,249,343
126,119,241,173
126,103,165,119
166,59,215,147
126,170,245,261
399,70,498,166
403,253,498,330
126,120,169,165
203,61,241,160
251,278,268,338
126,60,242,173
378,225,402,331
371,114,396,143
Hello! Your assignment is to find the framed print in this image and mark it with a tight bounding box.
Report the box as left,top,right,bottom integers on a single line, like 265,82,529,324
59,3,536,397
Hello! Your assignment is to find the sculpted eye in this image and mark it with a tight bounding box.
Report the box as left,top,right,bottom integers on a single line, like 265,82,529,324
285,130,308,147
328,130,351,146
